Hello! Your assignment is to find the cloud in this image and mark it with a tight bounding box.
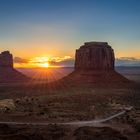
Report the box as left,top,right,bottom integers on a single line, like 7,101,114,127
14,56,75,67
29,57,49,64
49,56,72,62
14,57,28,63
49,59,74,67
115,57,140,66
57,57,140,67
49,56,74,67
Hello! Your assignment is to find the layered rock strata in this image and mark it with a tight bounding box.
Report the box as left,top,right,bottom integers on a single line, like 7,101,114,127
75,42,114,70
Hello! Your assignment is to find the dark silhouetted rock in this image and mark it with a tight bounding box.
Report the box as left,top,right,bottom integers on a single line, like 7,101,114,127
0,51,13,68
0,51,29,82
75,42,114,70
61,41,129,86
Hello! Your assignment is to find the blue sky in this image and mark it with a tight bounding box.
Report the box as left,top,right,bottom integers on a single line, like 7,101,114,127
0,0,140,59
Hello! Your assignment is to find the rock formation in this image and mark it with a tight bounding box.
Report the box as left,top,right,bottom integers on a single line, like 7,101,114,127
0,51,13,68
0,51,29,82
75,42,114,70
62,41,129,86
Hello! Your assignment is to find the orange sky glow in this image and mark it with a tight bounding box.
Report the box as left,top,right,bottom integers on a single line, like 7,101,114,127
14,56,73,68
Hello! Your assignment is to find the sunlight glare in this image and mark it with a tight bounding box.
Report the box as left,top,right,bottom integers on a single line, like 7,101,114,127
29,56,50,68
39,62,49,68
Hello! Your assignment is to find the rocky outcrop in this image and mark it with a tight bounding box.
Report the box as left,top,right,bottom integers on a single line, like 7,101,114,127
0,51,29,82
75,42,115,70
61,41,129,86
0,51,13,68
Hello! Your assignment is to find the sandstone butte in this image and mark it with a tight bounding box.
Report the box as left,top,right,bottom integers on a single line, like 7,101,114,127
0,51,29,82
61,42,129,86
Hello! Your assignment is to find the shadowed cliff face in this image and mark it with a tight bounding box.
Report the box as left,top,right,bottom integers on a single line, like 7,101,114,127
0,51,29,83
75,42,115,71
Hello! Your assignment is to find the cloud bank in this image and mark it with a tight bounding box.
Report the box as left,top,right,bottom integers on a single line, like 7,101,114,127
14,57,28,63
115,57,140,66
14,56,140,68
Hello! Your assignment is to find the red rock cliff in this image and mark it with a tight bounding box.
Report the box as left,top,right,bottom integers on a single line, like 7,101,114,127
75,42,115,71
61,41,129,86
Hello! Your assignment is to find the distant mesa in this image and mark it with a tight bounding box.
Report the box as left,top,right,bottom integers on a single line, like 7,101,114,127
0,51,29,82
62,41,129,85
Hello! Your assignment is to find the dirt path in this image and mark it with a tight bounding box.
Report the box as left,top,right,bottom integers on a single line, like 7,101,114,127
0,108,132,127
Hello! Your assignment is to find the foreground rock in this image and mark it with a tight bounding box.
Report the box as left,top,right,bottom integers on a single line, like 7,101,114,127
0,124,130,140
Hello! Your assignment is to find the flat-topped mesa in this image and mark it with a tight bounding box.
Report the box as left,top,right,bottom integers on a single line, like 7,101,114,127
0,51,13,68
75,42,115,71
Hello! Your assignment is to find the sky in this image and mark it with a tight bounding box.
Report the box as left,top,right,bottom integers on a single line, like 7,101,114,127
0,0,140,67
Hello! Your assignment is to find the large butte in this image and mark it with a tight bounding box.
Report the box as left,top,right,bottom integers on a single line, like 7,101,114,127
62,42,129,86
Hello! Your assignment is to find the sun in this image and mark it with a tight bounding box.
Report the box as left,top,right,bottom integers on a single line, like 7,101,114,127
29,56,50,68
40,62,49,68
